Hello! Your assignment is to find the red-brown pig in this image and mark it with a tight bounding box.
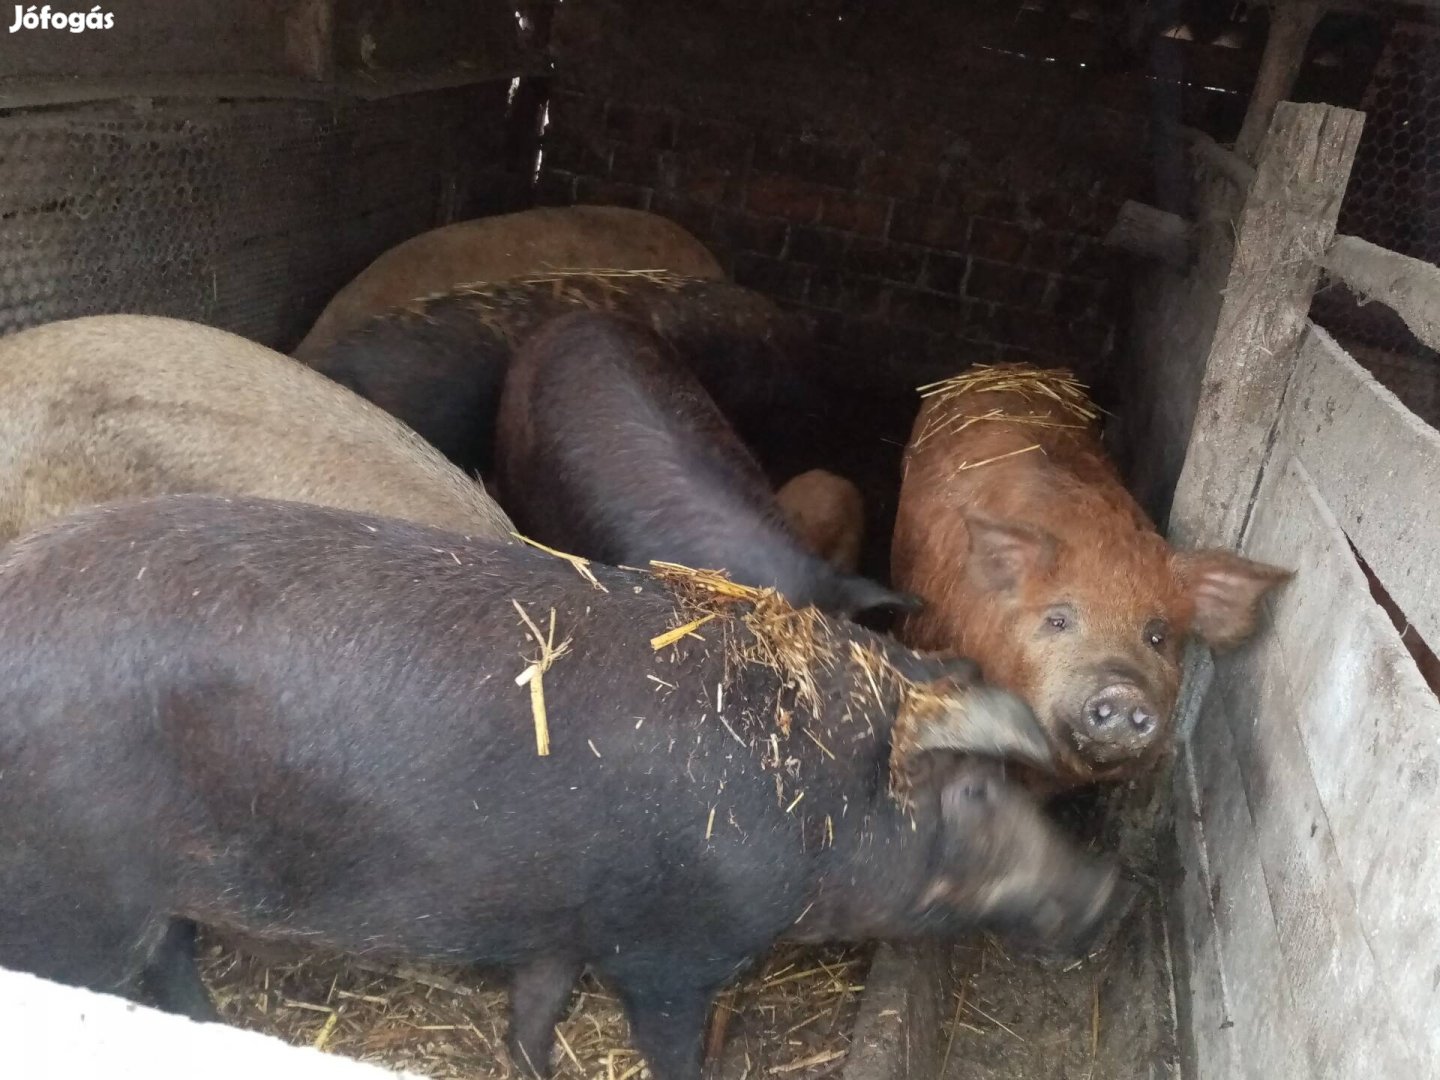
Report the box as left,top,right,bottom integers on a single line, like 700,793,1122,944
892,364,1292,790
775,469,865,574
294,206,725,359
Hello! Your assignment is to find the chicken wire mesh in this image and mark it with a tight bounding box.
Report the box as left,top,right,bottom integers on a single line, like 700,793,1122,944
1310,20,1440,428
0,82,530,351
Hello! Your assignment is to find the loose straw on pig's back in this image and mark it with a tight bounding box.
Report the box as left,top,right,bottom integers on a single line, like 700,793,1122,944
649,562,840,722
647,561,951,807
913,363,1100,467
396,268,692,340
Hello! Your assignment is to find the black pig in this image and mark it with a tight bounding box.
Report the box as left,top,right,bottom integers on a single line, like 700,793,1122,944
0,495,1129,1080
301,271,807,480
497,310,909,620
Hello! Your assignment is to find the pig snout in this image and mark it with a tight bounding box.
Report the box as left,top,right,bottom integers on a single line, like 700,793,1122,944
1078,683,1161,755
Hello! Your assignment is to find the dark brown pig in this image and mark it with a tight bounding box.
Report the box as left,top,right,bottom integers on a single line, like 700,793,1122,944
0,315,513,543
293,206,725,359
300,271,807,480
892,364,1292,790
497,311,909,620
775,469,865,574
0,494,1130,1080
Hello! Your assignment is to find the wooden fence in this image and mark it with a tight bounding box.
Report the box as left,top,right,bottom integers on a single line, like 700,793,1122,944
1112,96,1440,1078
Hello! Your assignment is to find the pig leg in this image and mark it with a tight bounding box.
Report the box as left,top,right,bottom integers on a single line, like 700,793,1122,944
506,954,582,1077
139,919,218,1021
613,980,714,1080
0,883,156,1005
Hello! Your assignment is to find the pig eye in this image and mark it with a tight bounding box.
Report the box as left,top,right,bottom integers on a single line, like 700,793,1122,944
961,780,990,802
1042,606,1075,633
1145,619,1170,650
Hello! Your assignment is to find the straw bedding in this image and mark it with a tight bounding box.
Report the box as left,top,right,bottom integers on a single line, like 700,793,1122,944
199,933,868,1079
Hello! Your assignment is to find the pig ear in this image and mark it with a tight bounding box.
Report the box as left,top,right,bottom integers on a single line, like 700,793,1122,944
965,515,1058,592
1172,549,1294,649
906,683,1054,769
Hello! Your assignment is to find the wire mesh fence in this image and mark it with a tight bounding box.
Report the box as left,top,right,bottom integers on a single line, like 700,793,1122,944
1310,20,1440,427
0,83,528,352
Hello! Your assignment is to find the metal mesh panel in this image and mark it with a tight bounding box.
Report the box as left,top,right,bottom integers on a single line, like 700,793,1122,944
0,83,529,351
1310,22,1440,428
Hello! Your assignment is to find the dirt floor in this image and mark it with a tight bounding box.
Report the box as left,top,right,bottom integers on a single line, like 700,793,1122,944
199,935,869,1079
936,886,1178,1080
934,783,1181,1080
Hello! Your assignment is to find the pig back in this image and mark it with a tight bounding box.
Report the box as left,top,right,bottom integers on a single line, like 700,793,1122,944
0,315,513,544
496,310,815,594
301,273,808,479
0,496,875,952
293,206,725,359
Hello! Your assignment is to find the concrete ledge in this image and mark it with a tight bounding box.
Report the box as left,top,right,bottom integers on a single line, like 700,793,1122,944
0,965,424,1080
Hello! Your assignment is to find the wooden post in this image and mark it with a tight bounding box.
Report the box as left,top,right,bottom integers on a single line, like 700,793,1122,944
1167,101,1364,551
1235,1,1324,162
1105,200,1195,269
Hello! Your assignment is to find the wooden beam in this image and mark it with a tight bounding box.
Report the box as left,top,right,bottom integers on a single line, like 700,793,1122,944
1104,200,1195,269
1182,126,1258,193
1167,101,1364,550
1236,1,1324,162
1321,234,1440,356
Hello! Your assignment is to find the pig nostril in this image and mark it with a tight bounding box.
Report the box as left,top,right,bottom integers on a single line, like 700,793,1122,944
1095,703,1113,722
1131,708,1156,734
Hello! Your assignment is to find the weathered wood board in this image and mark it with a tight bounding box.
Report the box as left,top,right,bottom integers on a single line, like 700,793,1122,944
1186,688,1313,1080
1170,749,1247,1080
1168,102,1363,550
1280,324,1440,650
1239,446,1440,1069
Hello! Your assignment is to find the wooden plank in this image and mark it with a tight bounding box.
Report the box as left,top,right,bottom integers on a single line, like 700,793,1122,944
1182,126,1258,193
1235,1,1323,162
841,944,952,1080
1280,324,1440,649
1187,688,1313,1080
1167,101,1364,550
1171,746,1247,1080
1241,448,1440,1068
1104,200,1194,269
1212,624,1422,1074
1321,234,1440,359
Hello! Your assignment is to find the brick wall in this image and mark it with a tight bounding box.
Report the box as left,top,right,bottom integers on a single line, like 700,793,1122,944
535,0,1252,402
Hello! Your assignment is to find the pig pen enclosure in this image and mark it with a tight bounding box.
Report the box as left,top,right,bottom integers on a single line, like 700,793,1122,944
0,2,1438,1079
